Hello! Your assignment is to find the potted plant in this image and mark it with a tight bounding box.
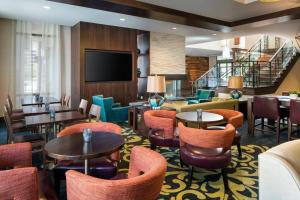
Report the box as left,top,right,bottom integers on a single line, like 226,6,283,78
289,91,298,99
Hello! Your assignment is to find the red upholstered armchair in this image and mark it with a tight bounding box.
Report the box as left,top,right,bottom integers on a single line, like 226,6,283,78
178,122,235,189
0,143,39,200
144,110,179,149
205,109,244,157
54,122,122,193
66,146,167,200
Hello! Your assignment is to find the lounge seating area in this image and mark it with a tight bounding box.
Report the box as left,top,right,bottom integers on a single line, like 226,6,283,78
0,1,300,200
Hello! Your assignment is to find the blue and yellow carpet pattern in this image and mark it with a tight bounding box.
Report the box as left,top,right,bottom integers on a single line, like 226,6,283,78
119,126,268,200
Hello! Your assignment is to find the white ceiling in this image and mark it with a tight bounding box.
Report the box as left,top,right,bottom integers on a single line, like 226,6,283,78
138,0,300,21
0,0,299,57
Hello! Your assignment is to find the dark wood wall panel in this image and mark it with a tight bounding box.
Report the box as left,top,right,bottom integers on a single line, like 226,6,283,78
71,22,137,106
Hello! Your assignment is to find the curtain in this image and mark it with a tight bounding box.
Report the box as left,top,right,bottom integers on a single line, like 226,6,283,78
15,20,70,107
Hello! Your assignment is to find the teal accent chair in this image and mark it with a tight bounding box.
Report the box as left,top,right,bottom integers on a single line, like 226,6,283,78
92,95,130,122
186,89,215,104
94,95,121,108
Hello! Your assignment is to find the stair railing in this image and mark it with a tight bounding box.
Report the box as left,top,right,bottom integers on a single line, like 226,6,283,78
194,39,297,92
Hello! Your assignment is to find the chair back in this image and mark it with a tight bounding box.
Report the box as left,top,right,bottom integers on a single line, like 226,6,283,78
66,146,167,200
178,122,235,149
78,99,88,114
205,109,244,128
88,104,101,122
253,96,280,120
64,95,70,106
144,110,176,139
290,100,300,124
92,95,107,122
282,91,289,96
6,95,14,112
61,94,66,105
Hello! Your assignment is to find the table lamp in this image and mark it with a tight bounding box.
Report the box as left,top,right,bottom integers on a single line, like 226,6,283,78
147,75,166,109
228,76,243,99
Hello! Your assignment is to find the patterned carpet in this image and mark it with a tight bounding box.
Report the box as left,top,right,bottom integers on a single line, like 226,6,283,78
119,126,268,200
0,122,268,200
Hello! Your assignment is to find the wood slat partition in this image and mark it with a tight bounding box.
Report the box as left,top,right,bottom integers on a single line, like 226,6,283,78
71,22,137,106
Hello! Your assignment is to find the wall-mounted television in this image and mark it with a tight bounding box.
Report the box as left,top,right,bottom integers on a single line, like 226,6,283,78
85,49,132,82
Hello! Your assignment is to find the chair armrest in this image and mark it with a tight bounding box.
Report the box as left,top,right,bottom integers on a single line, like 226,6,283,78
0,143,32,168
259,152,300,200
112,102,121,108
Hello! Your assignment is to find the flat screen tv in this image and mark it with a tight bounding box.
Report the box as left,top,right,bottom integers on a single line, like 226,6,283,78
85,50,132,82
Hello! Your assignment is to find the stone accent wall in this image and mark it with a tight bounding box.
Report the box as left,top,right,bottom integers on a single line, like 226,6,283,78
150,32,185,75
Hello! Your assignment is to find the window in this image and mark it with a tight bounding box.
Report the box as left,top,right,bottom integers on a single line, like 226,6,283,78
23,35,42,94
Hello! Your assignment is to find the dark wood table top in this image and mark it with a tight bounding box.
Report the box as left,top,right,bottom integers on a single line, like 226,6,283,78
25,111,86,126
44,132,124,161
21,96,61,106
22,105,76,116
176,111,224,124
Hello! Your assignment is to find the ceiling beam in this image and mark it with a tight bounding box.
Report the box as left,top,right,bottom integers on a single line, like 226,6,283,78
48,0,300,31
48,0,231,32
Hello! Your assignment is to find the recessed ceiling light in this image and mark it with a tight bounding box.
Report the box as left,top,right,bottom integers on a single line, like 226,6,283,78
43,6,51,10
212,33,217,36
120,18,126,21
172,27,177,30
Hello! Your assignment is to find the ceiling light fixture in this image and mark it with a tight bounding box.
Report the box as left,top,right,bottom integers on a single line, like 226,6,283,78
120,18,126,21
43,6,51,10
212,33,217,36
172,27,177,30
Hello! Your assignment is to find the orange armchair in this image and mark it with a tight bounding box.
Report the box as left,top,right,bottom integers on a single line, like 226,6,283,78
66,146,167,200
144,110,179,149
178,122,235,189
54,122,122,194
0,143,39,200
205,109,244,157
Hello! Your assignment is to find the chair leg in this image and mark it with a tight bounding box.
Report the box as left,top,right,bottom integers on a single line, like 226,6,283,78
251,114,255,136
237,144,242,157
188,166,194,187
288,119,292,141
261,118,264,134
276,119,280,144
179,156,184,168
54,172,60,195
221,168,229,191
150,144,156,150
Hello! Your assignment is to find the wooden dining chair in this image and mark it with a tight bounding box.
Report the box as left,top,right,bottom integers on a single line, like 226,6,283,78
79,99,88,114
88,104,101,122
252,96,285,144
3,107,45,154
288,99,300,141
6,95,23,113
64,95,71,107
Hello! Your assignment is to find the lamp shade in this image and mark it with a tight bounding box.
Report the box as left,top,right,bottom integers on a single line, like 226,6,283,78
228,76,243,89
147,75,166,93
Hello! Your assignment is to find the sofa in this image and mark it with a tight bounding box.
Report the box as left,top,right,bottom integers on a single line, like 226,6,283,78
163,99,239,113
259,140,300,200
92,95,130,122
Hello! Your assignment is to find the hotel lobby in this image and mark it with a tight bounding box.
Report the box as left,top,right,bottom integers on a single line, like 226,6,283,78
0,0,300,199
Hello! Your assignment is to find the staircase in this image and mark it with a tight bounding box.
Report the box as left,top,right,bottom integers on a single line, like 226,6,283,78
195,36,299,95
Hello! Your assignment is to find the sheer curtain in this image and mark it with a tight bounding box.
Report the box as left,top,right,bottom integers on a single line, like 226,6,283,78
15,20,70,107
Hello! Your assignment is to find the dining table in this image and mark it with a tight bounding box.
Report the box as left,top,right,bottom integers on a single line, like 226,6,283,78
247,95,298,135
176,111,224,129
44,132,124,175
22,105,77,116
21,96,61,106
25,111,87,137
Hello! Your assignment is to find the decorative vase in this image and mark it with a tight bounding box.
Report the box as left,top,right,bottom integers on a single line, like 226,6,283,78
230,89,243,99
290,94,298,99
